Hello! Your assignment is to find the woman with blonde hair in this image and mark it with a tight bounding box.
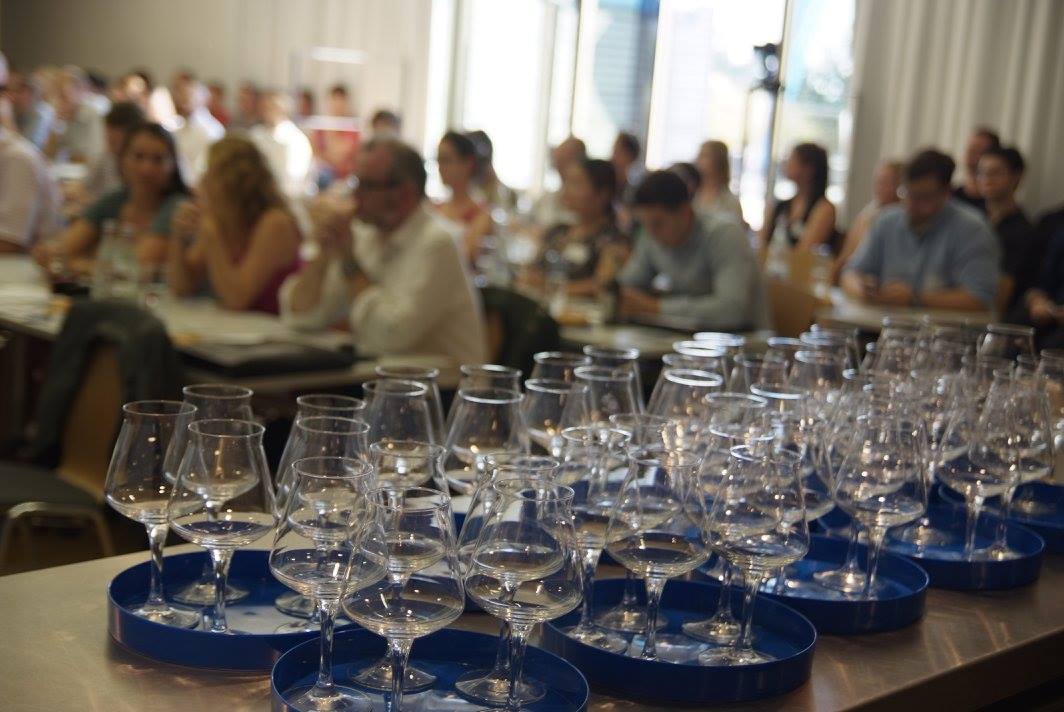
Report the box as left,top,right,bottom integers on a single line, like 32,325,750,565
694,139,743,224
168,134,301,313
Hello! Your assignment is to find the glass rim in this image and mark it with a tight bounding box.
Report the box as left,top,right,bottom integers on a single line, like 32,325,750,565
707,424,775,443
560,424,631,445
182,383,254,400
122,400,197,417
291,455,374,480
793,349,846,365
373,365,441,380
494,461,560,478
489,477,575,503
734,352,787,367
985,323,1036,337
750,383,806,400
703,392,768,408
799,330,849,346
295,394,367,412
672,340,727,358
188,418,264,438
459,363,523,377
661,368,724,387
728,443,772,463
692,331,745,347
626,445,701,469
582,344,640,361
362,378,429,397
369,439,444,459
533,351,590,366
524,378,587,395
295,415,370,435
455,387,524,404
367,485,451,511
766,336,803,348
484,453,560,469
573,364,634,382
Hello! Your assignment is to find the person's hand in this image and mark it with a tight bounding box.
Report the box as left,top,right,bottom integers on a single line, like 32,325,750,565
1029,295,1059,324
875,280,914,306
171,200,202,242
617,287,660,318
31,242,55,270
309,196,356,260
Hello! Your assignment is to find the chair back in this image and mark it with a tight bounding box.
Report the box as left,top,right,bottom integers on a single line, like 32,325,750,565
57,344,122,500
768,278,830,338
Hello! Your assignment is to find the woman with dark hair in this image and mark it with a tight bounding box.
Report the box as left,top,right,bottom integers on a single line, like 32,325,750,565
531,157,629,297
435,130,491,263
694,139,743,223
33,122,188,276
758,142,837,254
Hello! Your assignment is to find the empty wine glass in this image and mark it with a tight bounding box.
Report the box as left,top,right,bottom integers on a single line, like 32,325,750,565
582,345,644,406
104,400,200,628
274,416,370,624
700,445,810,665
530,351,590,382
556,426,631,653
459,364,523,392
168,419,277,633
439,388,528,495
728,353,788,393
669,341,728,380
645,368,723,448
371,441,445,490
522,379,589,457
172,383,255,606
345,487,464,712
978,323,1036,363
764,336,804,371
790,350,846,418
575,365,642,425
270,457,374,712
466,481,583,712
363,379,438,445
374,365,447,440
604,447,709,662
800,328,859,371
295,394,367,420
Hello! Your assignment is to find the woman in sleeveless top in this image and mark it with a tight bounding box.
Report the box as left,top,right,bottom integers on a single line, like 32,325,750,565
435,130,492,265
758,142,837,258
694,140,744,224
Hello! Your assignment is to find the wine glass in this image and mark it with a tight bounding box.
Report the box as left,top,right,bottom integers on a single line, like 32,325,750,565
374,365,447,440
172,383,255,606
269,457,375,712
363,379,438,444
691,332,746,374
274,416,370,624
800,328,859,371
439,388,529,495
555,426,631,653
371,440,445,490
669,341,728,380
522,379,589,457
789,350,846,418
295,394,367,420
574,365,642,425
727,353,788,393
466,481,583,712
978,323,1036,363
459,364,523,392
582,345,644,405
344,487,464,712
700,445,810,665
834,413,927,594
764,336,804,371
645,368,723,448
530,351,590,382
104,400,200,628
604,447,709,661
168,419,277,633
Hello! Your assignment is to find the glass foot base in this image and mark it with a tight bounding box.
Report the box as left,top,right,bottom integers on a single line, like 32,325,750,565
812,567,866,595
984,544,1023,562
455,669,546,705
282,683,373,712
626,633,706,663
275,619,322,634
349,659,435,692
276,591,316,619
171,579,249,606
130,602,200,629
698,646,776,666
891,522,955,548
1011,498,1056,518
682,617,739,645
564,623,629,653
594,604,668,634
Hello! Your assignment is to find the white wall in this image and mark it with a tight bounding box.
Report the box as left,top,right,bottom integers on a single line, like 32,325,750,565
1,0,435,145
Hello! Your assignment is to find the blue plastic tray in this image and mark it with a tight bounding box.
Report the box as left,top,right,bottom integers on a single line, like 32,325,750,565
540,578,815,705
885,506,1045,590
937,482,1064,554
108,549,352,671
740,535,927,635
271,627,589,711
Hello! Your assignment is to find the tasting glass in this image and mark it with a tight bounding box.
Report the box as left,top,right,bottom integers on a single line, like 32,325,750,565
439,388,529,495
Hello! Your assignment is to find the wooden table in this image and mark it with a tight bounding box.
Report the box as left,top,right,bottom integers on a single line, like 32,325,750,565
815,288,994,333
2,547,1062,711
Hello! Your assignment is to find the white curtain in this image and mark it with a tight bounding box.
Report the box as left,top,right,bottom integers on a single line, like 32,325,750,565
846,0,1064,221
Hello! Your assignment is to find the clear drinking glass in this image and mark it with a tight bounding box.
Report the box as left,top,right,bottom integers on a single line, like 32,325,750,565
295,394,367,420
371,440,445,490
363,379,438,445
168,419,276,633
459,364,523,392
764,336,805,371
582,345,644,406
800,328,859,371
522,379,590,457
604,447,709,662
977,323,1036,363
645,368,724,448
669,341,728,380
790,350,846,418
555,426,631,653
574,365,642,425
727,353,788,393
530,351,590,382
466,481,583,712
172,383,255,606
270,457,375,712
344,487,465,712
439,388,529,495
374,365,447,440
104,400,200,628
700,445,810,665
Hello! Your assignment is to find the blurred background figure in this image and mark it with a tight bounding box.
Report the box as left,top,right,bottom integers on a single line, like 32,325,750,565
206,81,230,127
978,146,1038,311
832,159,902,282
530,135,585,231
85,70,112,115
312,83,360,190
435,130,491,264
44,65,105,164
169,69,224,184
296,86,315,123
168,135,302,313
611,131,642,202
231,80,261,131
694,140,743,224
954,126,1000,212
368,108,401,139
760,142,837,256
467,129,515,212
81,101,146,205
6,66,55,149
249,90,313,199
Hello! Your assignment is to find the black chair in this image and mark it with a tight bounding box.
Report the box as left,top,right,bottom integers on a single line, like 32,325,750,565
479,286,561,377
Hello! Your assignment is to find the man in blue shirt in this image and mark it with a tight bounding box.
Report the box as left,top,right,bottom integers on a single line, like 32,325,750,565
841,149,999,311
617,170,769,331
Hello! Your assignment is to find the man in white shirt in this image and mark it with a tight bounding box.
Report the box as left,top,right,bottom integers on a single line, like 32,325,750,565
249,91,312,199
530,135,585,229
7,67,55,149
279,138,487,365
43,66,105,164
0,126,61,253
169,70,224,185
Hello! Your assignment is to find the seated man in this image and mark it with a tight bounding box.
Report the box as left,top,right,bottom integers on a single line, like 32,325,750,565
616,170,770,332
279,138,487,365
841,149,999,312
977,146,1040,311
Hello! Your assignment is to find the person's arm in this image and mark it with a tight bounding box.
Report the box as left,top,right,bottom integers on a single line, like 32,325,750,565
796,199,836,251
462,209,493,264
167,200,207,297
916,288,988,311
31,218,98,274
201,209,301,311
839,212,887,301
831,208,872,284
920,223,999,311
616,232,654,290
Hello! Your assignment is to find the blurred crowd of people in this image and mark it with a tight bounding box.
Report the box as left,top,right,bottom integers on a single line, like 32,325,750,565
3,53,1064,365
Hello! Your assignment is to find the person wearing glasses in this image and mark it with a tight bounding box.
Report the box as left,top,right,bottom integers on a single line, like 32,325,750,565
840,149,999,311
279,137,487,365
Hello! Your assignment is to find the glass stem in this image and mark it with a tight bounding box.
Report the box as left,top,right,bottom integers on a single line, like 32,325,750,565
145,522,168,608
840,525,862,574
621,570,638,606
506,625,533,712
964,495,985,559
863,527,886,598
735,569,763,656
993,486,1016,550
207,547,234,633
313,598,339,697
640,577,666,661
577,547,600,628
713,563,734,620
388,637,414,712
491,621,512,675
